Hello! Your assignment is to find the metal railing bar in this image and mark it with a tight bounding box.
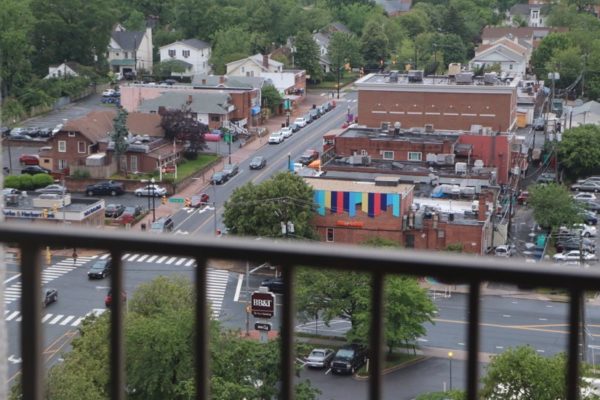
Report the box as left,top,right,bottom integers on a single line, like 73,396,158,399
109,249,124,400
567,289,581,400
20,244,42,400
2,224,600,291
369,273,384,400
466,282,480,400
281,264,295,400
195,257,210,400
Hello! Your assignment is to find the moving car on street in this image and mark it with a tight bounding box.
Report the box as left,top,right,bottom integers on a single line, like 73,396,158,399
190,193,210,207
88,258,112,279
268,131,284,144
210,171,228,185
223,163,239,178
298,149,319,166
35,184,67,195
105,289,126,308
42,288,58,307
249,156,267,170
260,277,284,294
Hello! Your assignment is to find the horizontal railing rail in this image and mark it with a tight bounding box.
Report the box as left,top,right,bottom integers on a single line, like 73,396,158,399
1,222,598,400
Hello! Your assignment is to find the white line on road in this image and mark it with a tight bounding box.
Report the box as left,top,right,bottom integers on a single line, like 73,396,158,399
458,342,465,346
59,316,75,326
185,259,195,267
41,314,53,323
537,349,545,353
6,311,19,321
166,257,177,265
496,346,504,350
234,273,244,302
137,255,148,262
147,255,158,263
539,318,548,321
156,256,167,264
502,314,511,318
175,258,186,266
49,315,64,324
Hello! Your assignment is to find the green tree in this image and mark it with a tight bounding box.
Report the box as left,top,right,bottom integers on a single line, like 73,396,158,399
396,8,431,39
480,346,595,400
122,9,147,31
337,2,381,35
416,390,465,400
294,30,323,82
222,172,317,238
530,33,573,79
558,124,600,178
528,183,583,230
111,108,129,174
209,26,254,74
360,20,389,69
153,60,187,79
159,105,208,159
328,31,363,75
261,84,283,114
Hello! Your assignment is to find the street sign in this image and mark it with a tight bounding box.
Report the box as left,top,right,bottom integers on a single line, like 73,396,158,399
169,197,184,203
255,322,272,332
251,291,275,318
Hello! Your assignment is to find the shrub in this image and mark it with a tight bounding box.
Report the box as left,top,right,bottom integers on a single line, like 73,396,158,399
4,175,20,189
72,169,91,179
31,173,54,188
18,175,34,190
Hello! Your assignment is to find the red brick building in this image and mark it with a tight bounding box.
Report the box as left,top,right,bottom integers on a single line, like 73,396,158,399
355,73,519,133
307,178,492,254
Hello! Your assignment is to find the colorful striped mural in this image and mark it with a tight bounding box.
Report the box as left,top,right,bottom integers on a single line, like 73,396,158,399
313,190,402,218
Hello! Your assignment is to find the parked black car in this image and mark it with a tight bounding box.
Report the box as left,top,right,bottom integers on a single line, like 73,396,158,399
21,165,50,175
223,163,239,178
85,181,125,196
260,277,284,294
331,344,368,375
555,237,596,253
88,258,112,279
105,204,126,218
249,156,267,170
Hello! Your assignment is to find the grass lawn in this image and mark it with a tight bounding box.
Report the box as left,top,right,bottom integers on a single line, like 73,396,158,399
110,154,219,183
356,352,423,377
309,73,359,90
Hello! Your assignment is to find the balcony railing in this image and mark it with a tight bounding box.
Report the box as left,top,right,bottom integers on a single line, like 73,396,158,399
2,222,600,400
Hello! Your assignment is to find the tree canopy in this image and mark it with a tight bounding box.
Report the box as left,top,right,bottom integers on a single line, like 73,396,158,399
528,183,583,230
159,106,208,159
558,124,600,178
222,172,317,239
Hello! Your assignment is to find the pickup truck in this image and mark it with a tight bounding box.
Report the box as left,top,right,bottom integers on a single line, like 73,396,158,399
298,149,319,166
85,181,125,196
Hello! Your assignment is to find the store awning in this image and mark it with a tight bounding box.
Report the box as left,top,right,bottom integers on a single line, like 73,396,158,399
251,106,261,115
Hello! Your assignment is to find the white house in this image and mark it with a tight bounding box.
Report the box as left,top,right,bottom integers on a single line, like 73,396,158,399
226,54,283,77
44,62,82,79
107,24,153,77
470,38,529,77
508,2,546,27
159,39,212,77
312,22,351,74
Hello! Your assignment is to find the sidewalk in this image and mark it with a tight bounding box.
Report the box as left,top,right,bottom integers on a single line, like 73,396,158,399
135,90,339,231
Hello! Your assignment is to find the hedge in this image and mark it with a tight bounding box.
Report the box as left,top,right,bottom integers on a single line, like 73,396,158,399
3,174,54,190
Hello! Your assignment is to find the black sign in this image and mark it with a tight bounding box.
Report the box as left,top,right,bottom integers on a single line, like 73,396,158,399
255,322,272,332
251,291,275,318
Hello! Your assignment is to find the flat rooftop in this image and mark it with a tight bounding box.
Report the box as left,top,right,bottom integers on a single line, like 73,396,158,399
7,195,101,212
340,127,461,143
305,177,413,195
356,72,520,88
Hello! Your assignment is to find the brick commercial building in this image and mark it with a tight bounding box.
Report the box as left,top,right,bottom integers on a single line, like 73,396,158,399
355,72,519,133
307,178,493,254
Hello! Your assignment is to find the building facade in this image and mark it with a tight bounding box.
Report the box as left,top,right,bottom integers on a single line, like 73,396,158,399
159,39,211,77
107,24,153,77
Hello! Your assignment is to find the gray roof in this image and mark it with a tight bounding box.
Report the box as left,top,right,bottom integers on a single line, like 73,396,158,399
138,92,232,115
181,38,211,50
111,30,145,51
191,75,267,90
313,32,330,47
572,101,600,116
509,3,531,16
329,22,351,34
374,0,412,14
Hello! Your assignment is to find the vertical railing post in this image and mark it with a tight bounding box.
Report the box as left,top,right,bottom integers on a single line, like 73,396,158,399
281,264,295,400
195,257,210,400
369,273,385,400
466,282,480,400
567,289,582,400
20,244,42,400
109,250,124,400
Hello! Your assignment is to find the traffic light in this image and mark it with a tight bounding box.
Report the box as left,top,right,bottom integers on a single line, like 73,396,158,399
162,196,167,205
184,198,191,207
42,208,48,219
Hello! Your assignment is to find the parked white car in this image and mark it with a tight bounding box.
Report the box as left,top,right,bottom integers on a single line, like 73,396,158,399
553,250,597,262
494,245,516,257
134,184,167,197
572,192,597,201
294,117,308,128
281,126,293,138
268,131,284,144
559,224,597,238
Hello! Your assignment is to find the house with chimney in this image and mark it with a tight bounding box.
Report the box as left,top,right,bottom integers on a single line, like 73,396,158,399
107,23,153,78
470,37,530,77
226,54,283,77
159,39,212,77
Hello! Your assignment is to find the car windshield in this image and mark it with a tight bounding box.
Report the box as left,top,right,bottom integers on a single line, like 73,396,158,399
91,261,107,270
335,349,355,360
150,221,164,230
310,351,325,358
213,172,223,178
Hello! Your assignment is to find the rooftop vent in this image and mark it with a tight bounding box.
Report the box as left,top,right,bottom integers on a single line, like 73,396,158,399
424,124,434,133
455,72,474,85
483,72,498,85
389,71,399,83
448,63,462,77
408,70,424,82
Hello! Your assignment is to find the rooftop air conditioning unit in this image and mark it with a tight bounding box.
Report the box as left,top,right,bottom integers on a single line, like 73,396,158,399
448,63,462,77
389,71,399,82
408,70,424,82
424,124,434,133
483,72,498,85
455,72,474,84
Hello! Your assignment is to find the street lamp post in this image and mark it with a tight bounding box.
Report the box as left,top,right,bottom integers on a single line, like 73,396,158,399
150,177,156,222
287,152,291,173
448,351,453,391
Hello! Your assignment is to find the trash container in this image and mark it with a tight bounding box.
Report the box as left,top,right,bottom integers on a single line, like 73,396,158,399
141,223,146,231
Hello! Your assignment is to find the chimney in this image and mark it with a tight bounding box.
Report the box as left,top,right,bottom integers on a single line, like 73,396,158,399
478,195,487,222
263,54,269,69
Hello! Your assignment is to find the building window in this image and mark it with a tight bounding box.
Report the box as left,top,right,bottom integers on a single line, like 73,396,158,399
405,234,415,248
68,132,75,137
182,50,190,58
125,52,128,59
408,152,422,161
382,151,394,160
361,149,368,155
210,115,220,122
130,155,138,172
168,49,176,57
509,64,513,70
58,140,66,153
326,228,334,242
77,141,86,154
241,67,245,73
58,160,68,170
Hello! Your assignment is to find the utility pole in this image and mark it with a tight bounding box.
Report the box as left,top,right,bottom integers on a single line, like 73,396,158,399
580,235,587,362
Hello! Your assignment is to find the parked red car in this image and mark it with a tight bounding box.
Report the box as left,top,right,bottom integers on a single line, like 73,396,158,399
19,154,39,165
517,191,529,205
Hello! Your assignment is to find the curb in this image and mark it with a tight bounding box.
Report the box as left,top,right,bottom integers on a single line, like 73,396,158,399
353,355,430,381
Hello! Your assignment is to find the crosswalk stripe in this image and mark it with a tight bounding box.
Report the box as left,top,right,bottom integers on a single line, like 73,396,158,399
41,314,53,323
6,311,19,321
175,258,187,266
49,315,64,324
137,255,148,262
156,256,167,264
4,310,9,315
100,254,109,260
46,267,74,272
185,259,195,267
166,257,177,265
127,254,139,262
147,255,158,263
59,316,75,326
71,317,84,327
122,253,130,259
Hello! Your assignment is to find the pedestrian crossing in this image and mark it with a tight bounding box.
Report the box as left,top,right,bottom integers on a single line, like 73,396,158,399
4,308,106,327
4,256,96,305
101,252,197,267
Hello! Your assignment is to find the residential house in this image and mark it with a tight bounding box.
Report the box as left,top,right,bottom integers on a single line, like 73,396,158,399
470,37,530,77
44,62,83,79
138,91,235,130
373,0,412,16
312,22,351,74
107,23,153,78
508,0,547,27
226,54,283,77
38,110,170,178
480,26,568,49
159,39,212,77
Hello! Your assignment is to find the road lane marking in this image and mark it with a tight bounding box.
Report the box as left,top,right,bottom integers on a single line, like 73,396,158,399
175,258,187,266
166,257,177,265
137,254,148,262
127,254,139,262
502,314,511,317
49,315,64,324
41,314,53,323
6,311,19,321
147,255,158,263
59,316,75,325
234,273,243,302
185,259,195,267
156,256,167,264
